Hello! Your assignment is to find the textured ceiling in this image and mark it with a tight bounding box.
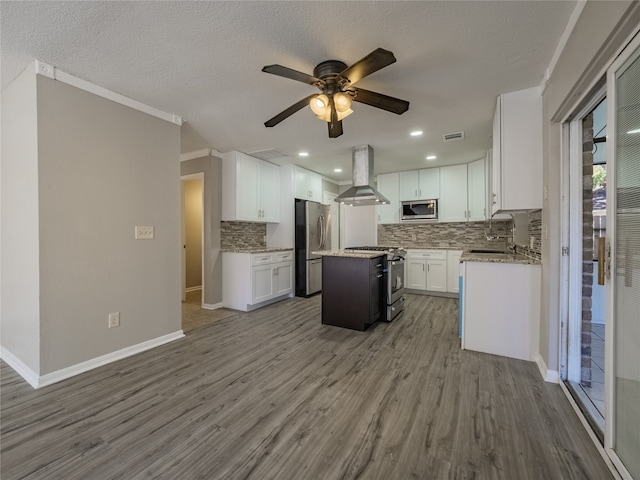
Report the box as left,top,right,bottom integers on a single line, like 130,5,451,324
1,1,577,181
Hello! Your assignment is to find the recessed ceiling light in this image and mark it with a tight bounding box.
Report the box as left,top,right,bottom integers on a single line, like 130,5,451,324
627,128,640,134
410,130,423,136
334,168,342,173
426,155,437,160
299,152,309,157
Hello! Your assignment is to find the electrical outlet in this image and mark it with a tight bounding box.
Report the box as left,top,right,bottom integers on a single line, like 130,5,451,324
108,312,120,328
135,226,154,239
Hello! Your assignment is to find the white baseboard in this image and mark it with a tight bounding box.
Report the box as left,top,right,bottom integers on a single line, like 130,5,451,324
535,353,560,383
185,286,202,293
1,331,184,389
0,347,40,388
202,302,223,310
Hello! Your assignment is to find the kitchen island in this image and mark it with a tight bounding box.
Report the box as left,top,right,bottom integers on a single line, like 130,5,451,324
312,250,385,331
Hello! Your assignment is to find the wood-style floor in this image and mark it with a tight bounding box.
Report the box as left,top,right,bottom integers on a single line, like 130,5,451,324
1,294,613,479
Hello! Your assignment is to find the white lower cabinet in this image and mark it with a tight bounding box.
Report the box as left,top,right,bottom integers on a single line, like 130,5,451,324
223,250,294,311
406,250,447,293
447,250,463,293
461,261,541,361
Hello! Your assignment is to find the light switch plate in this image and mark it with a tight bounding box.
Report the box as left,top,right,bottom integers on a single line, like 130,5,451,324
135,226,154,240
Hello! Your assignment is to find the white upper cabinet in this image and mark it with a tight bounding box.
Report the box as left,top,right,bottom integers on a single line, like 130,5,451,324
491,86,542,213
439,164,468,223
376,173,400,224
259,161,280,222
294,165,323,203
398,168,440,201
222,151,280,223
467,158,487,221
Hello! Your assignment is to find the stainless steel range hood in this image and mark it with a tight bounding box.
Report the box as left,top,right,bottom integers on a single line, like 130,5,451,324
334,145,390,206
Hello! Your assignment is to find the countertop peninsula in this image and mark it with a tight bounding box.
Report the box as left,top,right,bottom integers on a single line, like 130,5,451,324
311,249,385,259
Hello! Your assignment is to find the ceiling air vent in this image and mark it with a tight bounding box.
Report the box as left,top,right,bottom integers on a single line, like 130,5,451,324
442,131,465,142
247,148,288,161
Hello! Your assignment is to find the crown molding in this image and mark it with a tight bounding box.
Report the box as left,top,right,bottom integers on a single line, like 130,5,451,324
34,60,183,126
180,148,213,162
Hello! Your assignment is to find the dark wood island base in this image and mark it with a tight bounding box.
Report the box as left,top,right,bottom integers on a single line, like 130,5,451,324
321,254,384,331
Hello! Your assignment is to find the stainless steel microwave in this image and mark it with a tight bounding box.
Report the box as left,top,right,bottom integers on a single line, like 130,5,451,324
401,199,438,221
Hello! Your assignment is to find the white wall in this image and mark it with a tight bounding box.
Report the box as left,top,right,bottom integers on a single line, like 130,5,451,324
0,64,41,374
342,205,377,247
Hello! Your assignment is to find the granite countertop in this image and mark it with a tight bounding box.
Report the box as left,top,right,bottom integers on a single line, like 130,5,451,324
222,247,294,254
311,250,385,259
460,249,541,265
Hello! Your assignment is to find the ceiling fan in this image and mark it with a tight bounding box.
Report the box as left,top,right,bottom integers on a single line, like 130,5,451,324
262,48,410,138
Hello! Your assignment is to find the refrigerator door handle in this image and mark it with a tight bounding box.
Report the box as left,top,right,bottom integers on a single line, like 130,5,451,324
320,216,325,249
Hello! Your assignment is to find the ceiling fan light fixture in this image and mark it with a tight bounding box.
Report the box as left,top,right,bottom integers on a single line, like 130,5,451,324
310,94,329,116
334,92,353,113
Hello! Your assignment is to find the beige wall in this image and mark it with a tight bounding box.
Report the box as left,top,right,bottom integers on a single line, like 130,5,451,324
540,1,639,371
1,64,41,373
183,179,203,289
9,74,182,375
180,155,223,306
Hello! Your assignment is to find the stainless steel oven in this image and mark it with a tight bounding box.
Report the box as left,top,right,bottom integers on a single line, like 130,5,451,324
386,256,405,320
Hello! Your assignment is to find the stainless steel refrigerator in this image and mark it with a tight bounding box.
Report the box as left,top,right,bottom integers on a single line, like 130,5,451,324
295,199,331,297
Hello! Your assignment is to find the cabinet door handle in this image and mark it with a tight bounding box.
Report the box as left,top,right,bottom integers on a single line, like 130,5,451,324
376,274,383,278
422,264,425,271
415,189,418,198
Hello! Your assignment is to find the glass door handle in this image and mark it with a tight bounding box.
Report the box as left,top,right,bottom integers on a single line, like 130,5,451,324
597,237,606,285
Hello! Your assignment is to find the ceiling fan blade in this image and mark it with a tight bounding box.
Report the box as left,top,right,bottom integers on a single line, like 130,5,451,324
352,87,409,115
340,48,397,85
327,95,343,138
264,95,316,127
262,64,321,86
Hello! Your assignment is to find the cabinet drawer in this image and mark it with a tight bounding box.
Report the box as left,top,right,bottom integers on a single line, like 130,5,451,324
251,253,274,266
407,250,446,260
273,251,293,262
370,257,384,272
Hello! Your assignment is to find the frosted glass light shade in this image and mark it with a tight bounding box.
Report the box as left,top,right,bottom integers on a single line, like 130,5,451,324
310,94,329,116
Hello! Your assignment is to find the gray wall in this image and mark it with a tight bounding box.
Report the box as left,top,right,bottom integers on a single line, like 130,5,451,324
540,1,639,371
1,65,41,373
2,71,182,376
184,179,203,289
37,76,182,373
180,155,223,306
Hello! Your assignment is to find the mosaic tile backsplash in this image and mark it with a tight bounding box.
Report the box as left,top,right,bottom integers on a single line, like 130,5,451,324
514,209,542,260
378,220,512,250
221,221,266,250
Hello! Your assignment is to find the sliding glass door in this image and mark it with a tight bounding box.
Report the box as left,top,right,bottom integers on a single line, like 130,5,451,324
606,35,640,480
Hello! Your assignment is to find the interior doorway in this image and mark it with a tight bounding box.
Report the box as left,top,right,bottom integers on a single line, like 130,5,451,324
181,174,204,306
